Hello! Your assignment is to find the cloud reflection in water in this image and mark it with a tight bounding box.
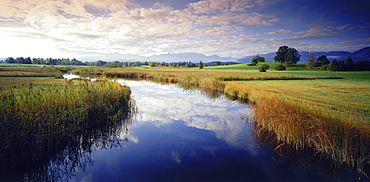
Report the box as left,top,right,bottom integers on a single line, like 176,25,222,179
118,80,254,149
68,80,328,182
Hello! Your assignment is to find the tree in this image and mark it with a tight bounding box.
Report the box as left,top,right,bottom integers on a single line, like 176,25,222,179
317,55,330,66
274,45,289,64
46,58,58,65
5,57,15,63
96,60,106,67
199,61,204,69
258,64,270,72
61,58,71,65
251,55,265,66
274,45,300,65
215,61,220,66
133,61,141,67
307,52,316,69
16,57,24,64
285,48,300,65
344,57,354,70
23,57,32,64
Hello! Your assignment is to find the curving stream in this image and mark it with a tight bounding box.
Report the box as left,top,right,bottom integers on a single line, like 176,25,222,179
65,80,325,182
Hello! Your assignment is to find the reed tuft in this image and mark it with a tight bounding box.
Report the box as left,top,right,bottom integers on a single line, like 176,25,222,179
0,79,133,174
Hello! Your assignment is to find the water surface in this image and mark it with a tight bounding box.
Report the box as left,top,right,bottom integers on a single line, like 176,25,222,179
67,80,324,182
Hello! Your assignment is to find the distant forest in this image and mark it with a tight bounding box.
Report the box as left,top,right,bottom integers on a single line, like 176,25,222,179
0,57,207,68
1,55,370,71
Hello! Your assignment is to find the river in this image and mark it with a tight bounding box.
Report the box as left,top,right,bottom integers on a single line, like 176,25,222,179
60,79,325,182
6,77,364,181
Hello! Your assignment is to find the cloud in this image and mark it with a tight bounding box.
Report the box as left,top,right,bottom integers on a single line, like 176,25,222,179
186,0,275,14
187,0,278,26
186,0,211,14
329,24,352,31
265,29,292,35
118,80,251,147
0,0,280,58
0,0,367,60
294,26,343,39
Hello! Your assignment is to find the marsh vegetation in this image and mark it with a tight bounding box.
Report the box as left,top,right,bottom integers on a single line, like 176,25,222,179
0,75,134,180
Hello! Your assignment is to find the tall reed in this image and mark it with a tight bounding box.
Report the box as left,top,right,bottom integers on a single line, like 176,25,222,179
252,96,370,177
0,79,133,175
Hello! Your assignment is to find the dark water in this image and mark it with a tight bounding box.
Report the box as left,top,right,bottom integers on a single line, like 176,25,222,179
64,80,325,182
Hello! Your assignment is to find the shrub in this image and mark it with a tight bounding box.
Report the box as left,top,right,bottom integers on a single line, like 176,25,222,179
274,65,286,70
258,64,270,72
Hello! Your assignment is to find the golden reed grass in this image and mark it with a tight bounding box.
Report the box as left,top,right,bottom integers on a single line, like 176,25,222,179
0,79,133,174
252,97,369,176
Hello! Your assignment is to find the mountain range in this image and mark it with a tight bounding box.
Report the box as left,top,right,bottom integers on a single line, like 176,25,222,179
73,51,237,63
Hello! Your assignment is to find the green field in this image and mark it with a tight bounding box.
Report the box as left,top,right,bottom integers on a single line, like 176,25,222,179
206,64,370,122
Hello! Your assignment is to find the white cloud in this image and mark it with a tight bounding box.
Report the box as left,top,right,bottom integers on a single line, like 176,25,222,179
1,0,280,58
294,26,343,38
0,0,366,60
265,29,292,35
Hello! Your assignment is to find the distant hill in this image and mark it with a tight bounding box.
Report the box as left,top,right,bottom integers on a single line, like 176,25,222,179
75,52,237,63
207,61,239,66
352,47,370,61
237,47,370,63
147,53,237,63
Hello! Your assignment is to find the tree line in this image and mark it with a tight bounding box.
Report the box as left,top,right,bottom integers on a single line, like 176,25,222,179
250,45,370,71
2,57,87,65
0,57,207,68
101,61,205,68
307,52,370,71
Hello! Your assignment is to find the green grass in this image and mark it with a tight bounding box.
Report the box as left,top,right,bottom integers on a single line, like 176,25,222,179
0,66,74,78
0,63,42,67
206,62,300,70
205,63,256,70
0,77,67,87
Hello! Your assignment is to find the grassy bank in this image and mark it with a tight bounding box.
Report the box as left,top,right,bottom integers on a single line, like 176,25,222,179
0,79,133,175
0,66,73,78
78,65,369,174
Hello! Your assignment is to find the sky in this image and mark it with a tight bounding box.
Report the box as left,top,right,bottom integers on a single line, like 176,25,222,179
0,0,369,61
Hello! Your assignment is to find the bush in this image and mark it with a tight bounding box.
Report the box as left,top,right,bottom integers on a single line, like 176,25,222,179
274,65,286,70
258,64,270,72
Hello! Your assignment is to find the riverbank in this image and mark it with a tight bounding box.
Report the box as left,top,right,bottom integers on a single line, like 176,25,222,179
1,65,368,177
0,77,134,177
80,65,369,175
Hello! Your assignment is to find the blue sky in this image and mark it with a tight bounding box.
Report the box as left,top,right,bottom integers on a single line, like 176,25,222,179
0,0,369,60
